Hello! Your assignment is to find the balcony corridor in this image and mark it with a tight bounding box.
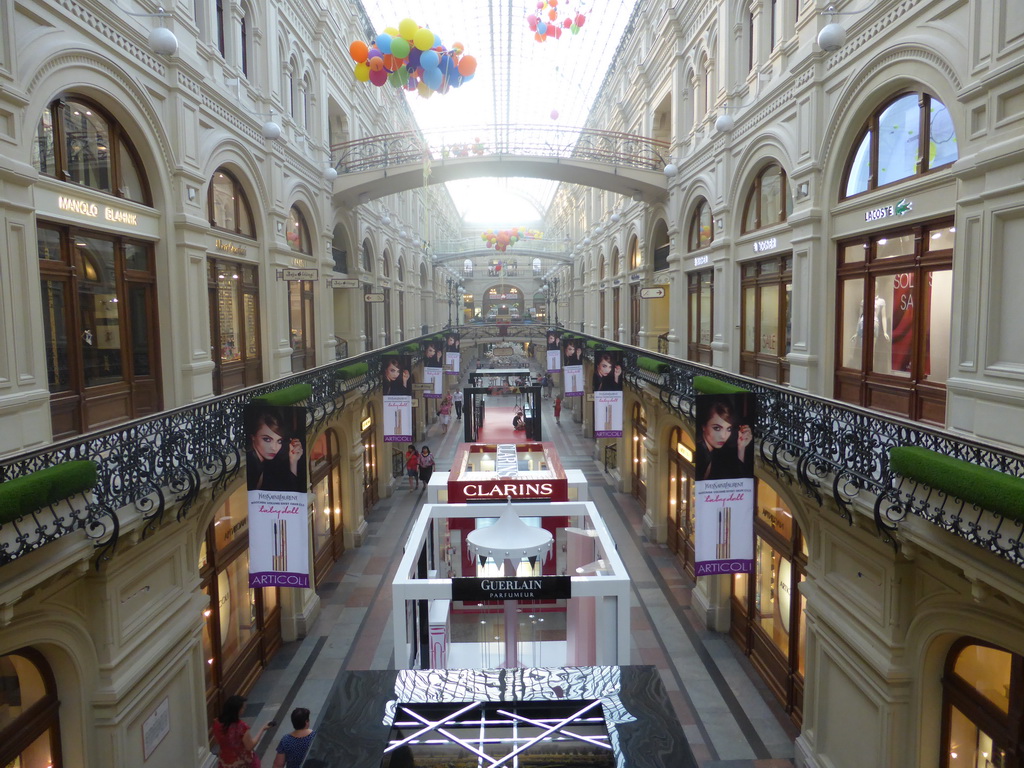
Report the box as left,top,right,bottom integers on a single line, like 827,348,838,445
242,394,799,767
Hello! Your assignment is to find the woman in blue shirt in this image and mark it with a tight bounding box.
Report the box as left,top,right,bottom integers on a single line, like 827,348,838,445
273,707,315,768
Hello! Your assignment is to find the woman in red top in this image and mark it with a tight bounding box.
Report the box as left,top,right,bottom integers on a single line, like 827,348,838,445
405,444,420,490
213,694,273,768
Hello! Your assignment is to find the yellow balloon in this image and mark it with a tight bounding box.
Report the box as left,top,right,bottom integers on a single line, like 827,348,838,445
384,26,400,37
413,27,434,51
398,18,418,39
417,81,431,98
354,62,370,82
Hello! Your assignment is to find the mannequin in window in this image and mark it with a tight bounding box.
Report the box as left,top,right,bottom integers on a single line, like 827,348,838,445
852,295,890,363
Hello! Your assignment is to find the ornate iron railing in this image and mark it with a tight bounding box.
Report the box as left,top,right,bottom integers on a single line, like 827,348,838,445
3,324,1022,570
330,124,670,175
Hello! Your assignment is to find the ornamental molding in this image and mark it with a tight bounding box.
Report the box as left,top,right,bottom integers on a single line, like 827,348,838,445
54,0,166,76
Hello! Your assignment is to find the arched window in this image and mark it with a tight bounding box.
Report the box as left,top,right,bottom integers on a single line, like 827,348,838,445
628,235,642,270
843,92,958,199
666,426,696,575
689,198,714,251
215,0,226,56
611,246,622,276
599,252,606,281
532,258,542,275
397,257,405,283
286,205,311,254
941,640,1023,767
32,97,151,205
742,163,791,234
0,649,62,768
361,239,372,271
651,219,670,272
463,259,473,276
209,169,255,238
287,58,298,117
239,2,251,76
302,73,313,132
380,251,390,278
630,402,647,502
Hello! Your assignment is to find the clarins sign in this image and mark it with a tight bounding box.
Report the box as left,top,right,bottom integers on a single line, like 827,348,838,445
447,479,568,503
452,576,571,601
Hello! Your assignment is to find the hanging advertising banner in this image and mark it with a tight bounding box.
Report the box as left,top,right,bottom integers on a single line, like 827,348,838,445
423,340,443,399
562,337,584,397
693,392,757,576
444,331,461,376
592,350,623,438
546,330,562,374
244,403,310,588
382,355,413,442
890,272,914,374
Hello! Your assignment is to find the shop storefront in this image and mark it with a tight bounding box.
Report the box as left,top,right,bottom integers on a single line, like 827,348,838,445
686,267,714,364
361,404,379,514
666,426,696,577
286,206,316,372
199,485,281,724
729,480,806,723
739,246,792,385
630,402,647,504
310,428,345,586
0,649,61,768
208,252,261,394
32,96,162,438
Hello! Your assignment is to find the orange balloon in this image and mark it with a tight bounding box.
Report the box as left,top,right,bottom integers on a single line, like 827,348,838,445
368,57,384,72
457,55,477,76
383,54,396,71
550,0,558,5
349,40,368,63
548,8,557,20
535,32,544,42
452,40,464,54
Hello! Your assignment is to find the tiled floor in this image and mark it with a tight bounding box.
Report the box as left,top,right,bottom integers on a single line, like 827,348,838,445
244,385,798,767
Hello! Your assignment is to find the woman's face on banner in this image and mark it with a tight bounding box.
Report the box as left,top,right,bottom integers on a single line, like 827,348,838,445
702,413,734,450
565,343,576,358
426,344,437,358
597,358,612,377
386,361,400,380
253,424,285,461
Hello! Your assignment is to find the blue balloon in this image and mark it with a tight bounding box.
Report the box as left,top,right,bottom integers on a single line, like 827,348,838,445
376,33,392,54
420,49,439,69
441,55,456,76
450,73,464,88
433,33,442,48
537,21,547,35
424,67,443,90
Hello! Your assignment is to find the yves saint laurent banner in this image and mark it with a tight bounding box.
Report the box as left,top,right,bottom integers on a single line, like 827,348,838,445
562,337,584,397
444,332,461,376
546,330,562,374
382,355,413,442
423,340,443,399
452,576,572,602
244,403,310,588
592,350,623,438
693,392,757,576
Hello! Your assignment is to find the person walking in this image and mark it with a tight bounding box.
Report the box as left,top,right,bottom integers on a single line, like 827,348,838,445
212,694,273,768
418,446,436,489
405,444,420,490
543,374,553,399
452,389,464,420
553,395,562,424
272,707,316,768
439,395,453,434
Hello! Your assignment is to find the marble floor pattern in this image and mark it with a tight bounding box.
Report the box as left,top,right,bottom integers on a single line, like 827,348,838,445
243,392,799,768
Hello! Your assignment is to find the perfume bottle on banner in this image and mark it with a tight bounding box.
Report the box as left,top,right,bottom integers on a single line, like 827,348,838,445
716,507,732,560
395,409,402,434
604,405,612,431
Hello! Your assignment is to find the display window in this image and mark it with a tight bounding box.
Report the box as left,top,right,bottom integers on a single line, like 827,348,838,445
612,286,621,342
286,205,311,254
730,480,806,724
599,290,606,336
208,169,255,238
941,640,1023,768
37,224,161,438
630,284,641,347
631,402,647,504
362,403,379,514
842,92,958,200
0,649,62,768
199,485,281,725
742,164,792,234
666,426,696,577
740,255,792,384
687,270,714,364
688,198,714,251
288,279,315,372
208,259,261,394
32,96,151,205
310,429,345,586
628,235,642,270
834,219,953,424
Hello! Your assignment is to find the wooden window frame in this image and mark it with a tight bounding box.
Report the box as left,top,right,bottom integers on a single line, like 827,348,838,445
0,648,63,768
741,164,789,235
688,198,714,252
208,168,256,239
686,268,714,364
740,254,792,384
208,257,262,395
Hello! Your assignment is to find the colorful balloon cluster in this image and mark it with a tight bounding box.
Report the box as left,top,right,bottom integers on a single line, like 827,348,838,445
481,228,543,253
349,18,476,97
527,0,586,42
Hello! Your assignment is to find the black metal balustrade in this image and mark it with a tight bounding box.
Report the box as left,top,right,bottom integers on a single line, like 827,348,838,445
2,326,1022,570
331,124,670,176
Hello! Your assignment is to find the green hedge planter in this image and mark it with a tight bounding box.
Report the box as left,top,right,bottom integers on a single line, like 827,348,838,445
693,375,750,395
336,362,369,380
0,460,98,526
889,446,1024,523
253,383,312,407
637,356,670,374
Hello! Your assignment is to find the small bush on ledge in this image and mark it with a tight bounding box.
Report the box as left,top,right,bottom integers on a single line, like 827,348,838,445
0,460,98,525
889,446,1024,523
252,383,312,407
693,375,750,395
336,362,369,381
637,356,670,374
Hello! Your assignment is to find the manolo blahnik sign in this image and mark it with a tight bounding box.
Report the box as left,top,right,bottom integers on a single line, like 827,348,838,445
452,576,571,601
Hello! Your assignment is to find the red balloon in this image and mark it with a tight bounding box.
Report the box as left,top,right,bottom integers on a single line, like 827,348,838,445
576,13,586,26
369,68,388,86
562,18,572,27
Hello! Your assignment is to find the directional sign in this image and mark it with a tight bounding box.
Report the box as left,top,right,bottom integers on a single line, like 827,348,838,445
328,278,359,288
639,287,666,299
364,292,385,303
280,268,319,281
